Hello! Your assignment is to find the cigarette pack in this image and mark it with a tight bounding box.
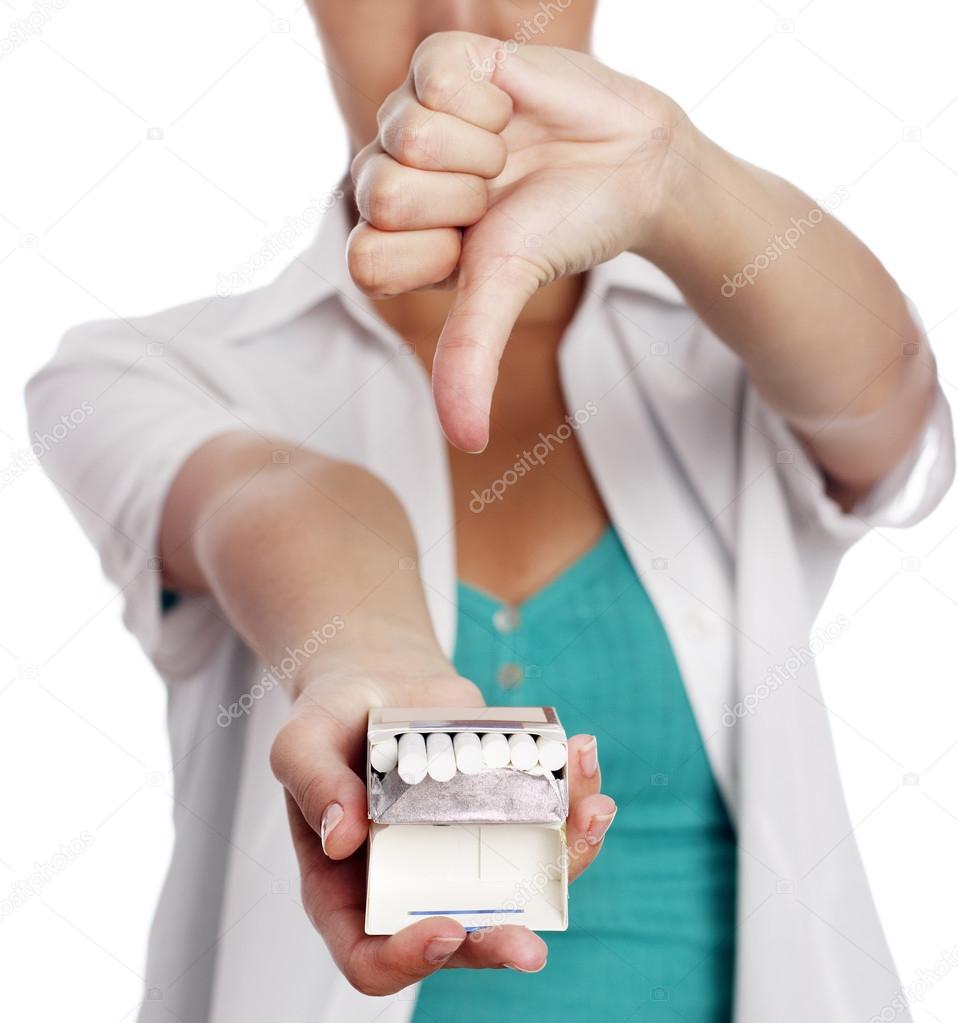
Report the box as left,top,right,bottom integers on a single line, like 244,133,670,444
365,706,570,935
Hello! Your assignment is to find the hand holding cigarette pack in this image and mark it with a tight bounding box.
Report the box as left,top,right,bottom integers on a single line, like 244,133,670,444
365,707,570,934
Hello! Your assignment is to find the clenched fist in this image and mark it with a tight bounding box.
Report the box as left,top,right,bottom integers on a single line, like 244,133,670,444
347,31,691,452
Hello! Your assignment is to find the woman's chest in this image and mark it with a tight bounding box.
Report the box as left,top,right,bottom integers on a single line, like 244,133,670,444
446,336,610,604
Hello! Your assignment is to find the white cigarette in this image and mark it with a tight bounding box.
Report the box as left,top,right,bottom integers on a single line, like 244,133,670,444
480,732,510,769
508,732,538,771
426,732,457,782
536,735,567,772
370,737,399,774
397,731,428,785
453,732,483,774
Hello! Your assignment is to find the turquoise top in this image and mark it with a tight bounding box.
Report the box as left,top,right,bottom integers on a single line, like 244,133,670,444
411,524,736,1022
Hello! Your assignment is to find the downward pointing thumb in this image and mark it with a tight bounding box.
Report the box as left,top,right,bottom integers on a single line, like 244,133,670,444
432,248,540,453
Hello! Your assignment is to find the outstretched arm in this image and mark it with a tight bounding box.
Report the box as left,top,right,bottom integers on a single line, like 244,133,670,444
644,133,935,507
159,431,615,993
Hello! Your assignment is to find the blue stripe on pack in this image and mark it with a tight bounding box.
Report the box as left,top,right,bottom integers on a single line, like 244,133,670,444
407,908,524,916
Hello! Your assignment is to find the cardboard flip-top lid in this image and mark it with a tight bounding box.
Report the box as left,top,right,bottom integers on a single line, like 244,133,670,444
367,706,566,744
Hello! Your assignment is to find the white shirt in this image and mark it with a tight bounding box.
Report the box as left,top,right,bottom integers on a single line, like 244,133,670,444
26,192,954,1023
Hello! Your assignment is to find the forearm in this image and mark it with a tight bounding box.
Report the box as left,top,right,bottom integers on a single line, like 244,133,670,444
160,432,447,696
641,128,936,496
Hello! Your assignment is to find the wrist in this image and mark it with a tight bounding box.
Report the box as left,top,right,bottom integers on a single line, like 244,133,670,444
626,112,713,264
291,650,480,719
289,624,452,701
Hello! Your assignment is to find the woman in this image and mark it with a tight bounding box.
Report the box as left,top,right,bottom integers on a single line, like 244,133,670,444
26,3,953,1021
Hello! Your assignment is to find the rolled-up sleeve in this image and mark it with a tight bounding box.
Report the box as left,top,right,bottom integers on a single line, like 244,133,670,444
750,380,955,546
25,316,250,676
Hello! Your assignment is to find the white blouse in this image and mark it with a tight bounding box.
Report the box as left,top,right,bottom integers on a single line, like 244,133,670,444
26,194,954,1023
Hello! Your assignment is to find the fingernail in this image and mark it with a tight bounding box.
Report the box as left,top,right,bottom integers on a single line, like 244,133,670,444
320,802,344,854
579,737,598,779
586,807,617,846
425,936,465,963
504,960,547,973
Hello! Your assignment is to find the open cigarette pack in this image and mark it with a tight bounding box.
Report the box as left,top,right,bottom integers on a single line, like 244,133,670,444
365,706,570,935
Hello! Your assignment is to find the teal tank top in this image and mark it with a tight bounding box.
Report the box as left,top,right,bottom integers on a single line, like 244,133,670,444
411,525,736,1022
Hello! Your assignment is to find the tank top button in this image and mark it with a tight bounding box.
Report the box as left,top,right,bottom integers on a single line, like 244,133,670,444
496,662,524,689
492,605,521,634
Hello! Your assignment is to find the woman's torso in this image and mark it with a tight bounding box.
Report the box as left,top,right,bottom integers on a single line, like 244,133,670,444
412,524,737,1022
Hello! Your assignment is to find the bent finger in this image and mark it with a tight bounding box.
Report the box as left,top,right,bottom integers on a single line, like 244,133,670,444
567,733,601,805
446,925,548,972
347,220,461,298
354,153,487,231
379,90,507,178
567,791,617,882
412,32,513,132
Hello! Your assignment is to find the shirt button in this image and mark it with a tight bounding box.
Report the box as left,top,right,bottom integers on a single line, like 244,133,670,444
492,606,521,634
687,608,714,640
497,663,524,690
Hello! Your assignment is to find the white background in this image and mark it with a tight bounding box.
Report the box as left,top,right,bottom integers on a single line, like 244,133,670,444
2,1,957,1020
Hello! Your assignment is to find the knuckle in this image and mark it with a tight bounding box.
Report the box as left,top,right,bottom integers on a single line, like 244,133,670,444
461,253,545,300
349,142,378,189
347,234,391,296
342,965,368,995
349,151,363,186
343,961,387,998
296,769,329,830
345,969,380,994
364,175,406,230
416,67,464,114
386,119,442,170
268,724,298,783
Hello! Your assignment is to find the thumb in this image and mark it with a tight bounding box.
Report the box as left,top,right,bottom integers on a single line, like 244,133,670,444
432,236,540,452
269,712,370,861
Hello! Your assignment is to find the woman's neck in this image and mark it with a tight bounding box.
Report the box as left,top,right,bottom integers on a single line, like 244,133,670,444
371,272,587,367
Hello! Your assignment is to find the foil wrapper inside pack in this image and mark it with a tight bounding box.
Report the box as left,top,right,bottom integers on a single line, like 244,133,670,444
369,765,568,824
